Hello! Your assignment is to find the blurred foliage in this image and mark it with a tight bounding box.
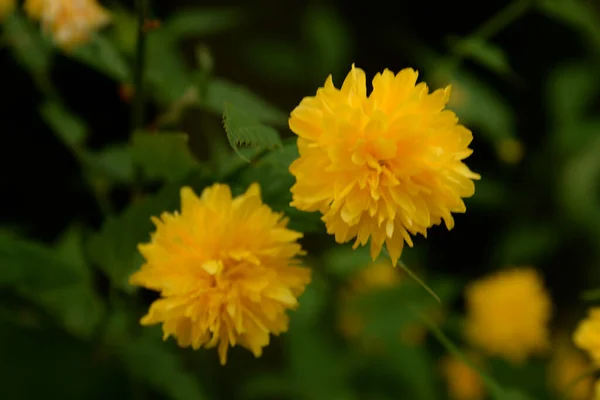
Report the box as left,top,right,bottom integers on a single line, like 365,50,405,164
2,0,600,399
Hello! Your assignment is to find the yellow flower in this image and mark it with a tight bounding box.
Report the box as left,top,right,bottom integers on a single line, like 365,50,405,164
574,307,600,365
0,0,15,20
24,0,111,49
289,64,480,265
129,183,312,365
595,380,600,400
548,336,594,400
440,353,486,400
464,267,552,363
496,137,524,165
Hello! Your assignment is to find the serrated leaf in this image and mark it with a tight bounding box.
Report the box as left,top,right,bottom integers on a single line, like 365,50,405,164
452,37,512,76
131,132,202,182
70,34,129,81
223,103,283,161
204,78,287,126
118,332,207,400
40,101,87,147
4,12,53,75
162,7,245,41
537,0,600,50
85,144,135,184
87,172,211,291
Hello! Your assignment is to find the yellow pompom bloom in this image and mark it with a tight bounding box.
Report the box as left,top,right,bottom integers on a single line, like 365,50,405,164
465,267,552,363
129,183,312,365
548,337,594,400
574,308,600,365
0,0,15,20
289,64,480,265
24,0,111,49
440,353,485,400
595,380,600,399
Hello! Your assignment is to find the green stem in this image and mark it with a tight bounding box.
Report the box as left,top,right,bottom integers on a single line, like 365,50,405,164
417,311,505,397
471,0,533,41
131,0,149,133
381,248,441,303
445,0,532,75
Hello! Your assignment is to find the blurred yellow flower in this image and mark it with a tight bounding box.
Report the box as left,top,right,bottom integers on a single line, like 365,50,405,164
548,336,594,400
496,137,524,165
289,64,480,265
337,259,441,346
595,380,600,400
465,267,552,363
24,0,111,49
0,0,15,20
440,353,486,400
574,308,600,365
129,183,312,365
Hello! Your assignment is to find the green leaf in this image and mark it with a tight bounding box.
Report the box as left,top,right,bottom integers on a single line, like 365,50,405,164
286,320,354,400
380,341,439,400
0,321,129,399
560,133,600,236
435,67,516,143
292,271,329,325
131,132,202,182
40,101,87,147
146,30,193,104
547,62,599,126
492,222,560,266
70,34,129,81
119,332,208,400
85,144,135,184
452,37,512,76
303,4,352,80
162,7,245,40
107,6,137,54
222,103,283,161
0,232,81,289
323,244,378,279
87,172,211,291
0,230,103,338
204,77,288,126
537,0,600,50
4,12,53,75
